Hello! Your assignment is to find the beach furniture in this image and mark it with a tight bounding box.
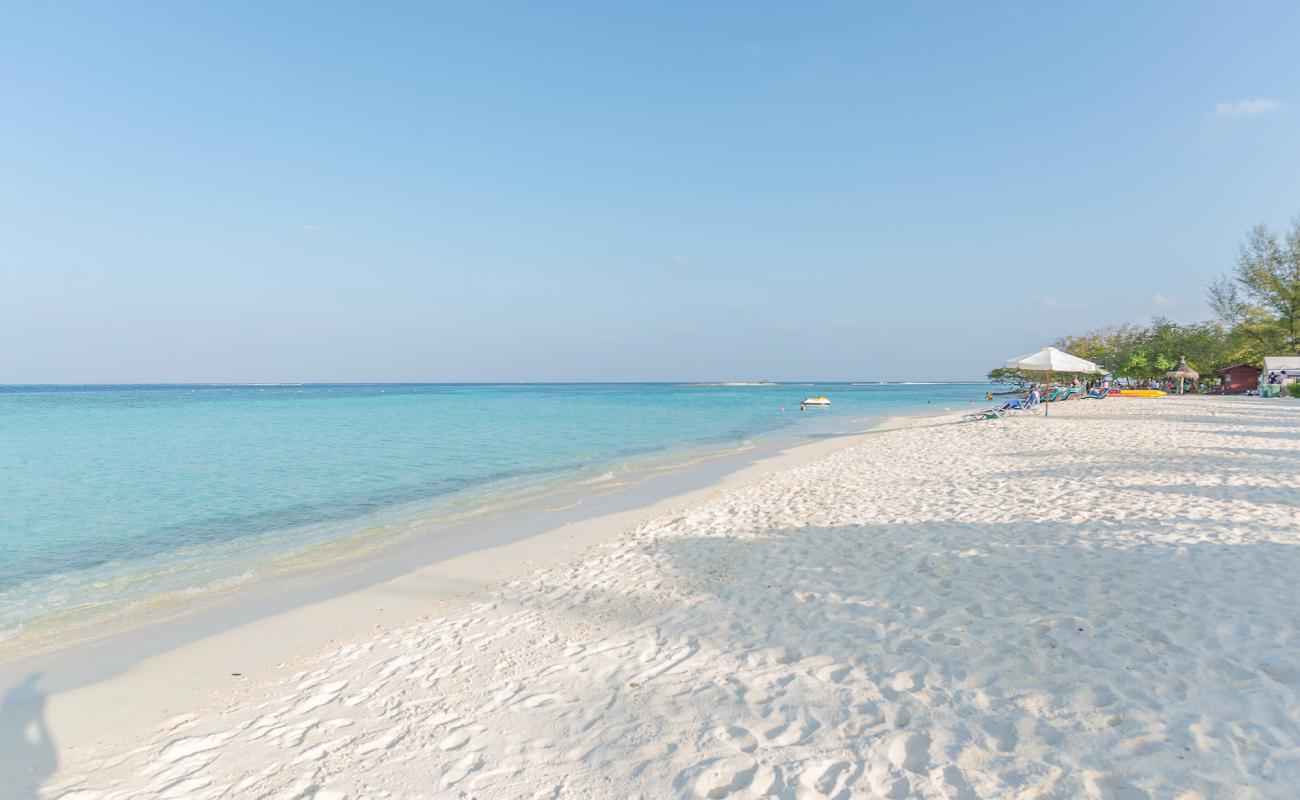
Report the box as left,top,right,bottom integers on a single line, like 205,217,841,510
1002,346,1101,416
992,396,1040,416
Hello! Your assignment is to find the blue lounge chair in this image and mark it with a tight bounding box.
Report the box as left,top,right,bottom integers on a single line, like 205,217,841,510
996,393,1041,415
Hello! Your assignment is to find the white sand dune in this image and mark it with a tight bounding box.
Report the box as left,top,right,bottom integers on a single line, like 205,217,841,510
35,397,1300,799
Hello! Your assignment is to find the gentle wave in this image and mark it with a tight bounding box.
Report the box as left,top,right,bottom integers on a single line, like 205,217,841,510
0,382,997,648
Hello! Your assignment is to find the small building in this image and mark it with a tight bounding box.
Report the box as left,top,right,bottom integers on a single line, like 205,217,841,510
1263,356,1300,386
1218,363,1261,394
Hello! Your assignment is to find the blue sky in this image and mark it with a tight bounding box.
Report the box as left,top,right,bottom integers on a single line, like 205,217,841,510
3,2,1298,382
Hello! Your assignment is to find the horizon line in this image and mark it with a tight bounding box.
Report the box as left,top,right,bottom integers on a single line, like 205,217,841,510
0,379,992,387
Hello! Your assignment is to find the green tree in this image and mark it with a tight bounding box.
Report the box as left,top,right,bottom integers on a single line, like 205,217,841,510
1208,219,1300,354
986,367,1032,390
1055,324,1147,376
1115,349,1151,381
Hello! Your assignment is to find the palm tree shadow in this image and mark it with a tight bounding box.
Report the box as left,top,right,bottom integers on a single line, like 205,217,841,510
0,674,56,799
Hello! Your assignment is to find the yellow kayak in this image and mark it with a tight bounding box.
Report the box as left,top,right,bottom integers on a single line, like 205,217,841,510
1113,389,1167,398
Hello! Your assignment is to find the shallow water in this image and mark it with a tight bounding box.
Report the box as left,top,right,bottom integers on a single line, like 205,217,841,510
0,382,994,639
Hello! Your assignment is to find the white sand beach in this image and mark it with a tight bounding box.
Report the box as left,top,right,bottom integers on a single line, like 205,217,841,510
15,396,1300,799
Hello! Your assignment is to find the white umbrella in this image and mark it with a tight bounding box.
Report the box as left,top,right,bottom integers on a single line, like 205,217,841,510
1004,346,1100,415
1004,346,1100,374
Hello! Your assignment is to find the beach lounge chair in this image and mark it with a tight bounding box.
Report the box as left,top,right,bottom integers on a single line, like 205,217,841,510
994,395,1041,416
962,407,1004,422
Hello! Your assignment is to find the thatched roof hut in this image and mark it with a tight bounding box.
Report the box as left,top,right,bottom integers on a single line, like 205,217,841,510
1167,357,1199,394
1167,358,1199,381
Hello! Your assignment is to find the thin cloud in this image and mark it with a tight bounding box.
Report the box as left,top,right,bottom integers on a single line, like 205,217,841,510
1214,98,1280,118
298,223,327,231
1037,296,1062,310
1035,296,1085,312
1152,292,1175,307
671,255,689,266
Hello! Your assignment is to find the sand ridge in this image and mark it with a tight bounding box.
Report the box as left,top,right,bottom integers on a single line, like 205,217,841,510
33,397,1300,799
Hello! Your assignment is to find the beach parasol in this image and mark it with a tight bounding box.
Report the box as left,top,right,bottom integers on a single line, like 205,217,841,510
1167,356,1199,395
1004,346,1101,416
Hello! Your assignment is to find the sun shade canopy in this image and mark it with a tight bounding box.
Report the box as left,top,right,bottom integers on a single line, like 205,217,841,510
1004,346,1100,374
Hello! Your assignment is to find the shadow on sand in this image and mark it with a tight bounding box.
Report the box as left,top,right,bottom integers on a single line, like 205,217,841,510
0,674,56,799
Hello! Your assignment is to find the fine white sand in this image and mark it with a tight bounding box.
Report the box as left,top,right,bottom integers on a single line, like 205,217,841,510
24,396,1300,798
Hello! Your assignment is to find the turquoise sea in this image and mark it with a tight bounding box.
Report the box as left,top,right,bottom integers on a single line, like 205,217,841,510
0,382,994,644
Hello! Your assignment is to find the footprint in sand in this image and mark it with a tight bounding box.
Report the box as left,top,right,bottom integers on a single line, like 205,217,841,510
713,725,759,753
890,670,923,693
941,765,978,799
798,759,856,796
438,730,472,751
1082,770,1151,800
748,646,798,667
764,711,820,747
887,732,931,774
1076,683,1118,708
688,754,758,799
295,680,348,713
925,631,962,646
890,705,913,729
840,702,887,737
812,663,853,683
441,752,484,787
869,768,910,799
520,692,565,709
980,718,1018,752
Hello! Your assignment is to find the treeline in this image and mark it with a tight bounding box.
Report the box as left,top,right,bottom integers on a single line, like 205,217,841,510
989,217,1300,388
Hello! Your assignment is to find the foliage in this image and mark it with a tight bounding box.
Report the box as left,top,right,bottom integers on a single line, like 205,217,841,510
1052,318,1232,383
998,217,1300,388
1207,218,1300,354
985,367,1033,389
1289,384,1300,399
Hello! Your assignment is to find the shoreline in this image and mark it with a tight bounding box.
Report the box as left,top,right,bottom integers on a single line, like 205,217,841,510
11,395,1300,798
1,384,987,664
0,409,952,767
0,432,766,663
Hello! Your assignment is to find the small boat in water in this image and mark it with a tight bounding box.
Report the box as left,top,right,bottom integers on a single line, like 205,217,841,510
802,396,831,406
